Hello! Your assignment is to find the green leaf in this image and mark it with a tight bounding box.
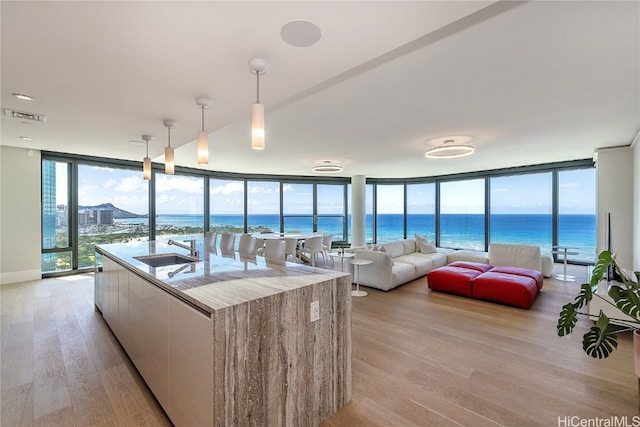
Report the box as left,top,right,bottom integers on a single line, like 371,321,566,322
557,303,578,336
590,250,613,286
582,311,618,358
574,283,595,309
608,285,640,320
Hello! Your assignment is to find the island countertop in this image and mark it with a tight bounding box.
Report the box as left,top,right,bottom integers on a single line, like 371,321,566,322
95,239,349,314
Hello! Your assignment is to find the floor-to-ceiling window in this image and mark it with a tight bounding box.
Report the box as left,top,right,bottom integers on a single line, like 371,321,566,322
282,183,314,234
42,153,597,277
41,159,71,273
247,180,280,232
365,184,374,244
155,173,204,240
439,179,485,250
209,178,245,234
77,164,149,268
376,184,404,242
489,172,552,253
407,183,435,240
317,184,346,242
558,168,597,263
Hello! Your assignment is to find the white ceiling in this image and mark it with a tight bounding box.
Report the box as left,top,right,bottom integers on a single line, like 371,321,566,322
2,1,639,178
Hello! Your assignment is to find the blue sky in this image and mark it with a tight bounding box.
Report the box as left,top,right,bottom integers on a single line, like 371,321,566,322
62,164,596,216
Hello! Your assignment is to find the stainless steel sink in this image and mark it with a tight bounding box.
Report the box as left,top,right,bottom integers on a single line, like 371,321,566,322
134,253,200,267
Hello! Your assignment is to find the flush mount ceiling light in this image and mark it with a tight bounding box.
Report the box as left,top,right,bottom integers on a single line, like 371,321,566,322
141,135,152,180
13,93,34,101
196,97,211,164
164,120,176,175
312,160,343,174
249,58,267,150
20,136,33,141
281,20,322,47
425,139,474,159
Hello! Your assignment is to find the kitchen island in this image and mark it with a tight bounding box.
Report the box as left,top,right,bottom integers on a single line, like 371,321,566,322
94,240,351,426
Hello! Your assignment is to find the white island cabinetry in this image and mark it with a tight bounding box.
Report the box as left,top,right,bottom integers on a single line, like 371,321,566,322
94,241,351,427
97,253,213,426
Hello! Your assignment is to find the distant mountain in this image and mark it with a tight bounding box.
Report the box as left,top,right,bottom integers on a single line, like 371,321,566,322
78,202,147,219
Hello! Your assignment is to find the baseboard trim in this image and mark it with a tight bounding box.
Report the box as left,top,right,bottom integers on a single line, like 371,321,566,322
0,269,41,285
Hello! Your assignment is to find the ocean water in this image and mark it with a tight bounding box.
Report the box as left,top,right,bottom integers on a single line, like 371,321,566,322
118,213,597,263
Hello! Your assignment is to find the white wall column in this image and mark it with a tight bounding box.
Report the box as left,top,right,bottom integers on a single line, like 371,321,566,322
596,146,633,269
0,146,42,284
351,175,366,248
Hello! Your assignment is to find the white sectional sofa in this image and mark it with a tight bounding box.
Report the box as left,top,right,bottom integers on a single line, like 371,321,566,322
354,239,552,291
353,239,447,291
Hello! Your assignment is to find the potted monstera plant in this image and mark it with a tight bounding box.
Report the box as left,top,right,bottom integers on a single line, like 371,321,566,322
557,250,640,359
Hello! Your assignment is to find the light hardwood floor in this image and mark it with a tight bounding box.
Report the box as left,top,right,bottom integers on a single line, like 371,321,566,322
1,263,637,426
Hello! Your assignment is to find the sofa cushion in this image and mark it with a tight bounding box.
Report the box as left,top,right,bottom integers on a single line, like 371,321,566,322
381,240,405,258
541,253,553,278
427,266,483,297
396,255,433,277
427,252,448,269
448,261,493,273
391,262,418,288
402,239,417,255
489,266,544,291
418,241,437,253
446,250,489,264
415,233,428,251
472,271,538,309
489,243,541,273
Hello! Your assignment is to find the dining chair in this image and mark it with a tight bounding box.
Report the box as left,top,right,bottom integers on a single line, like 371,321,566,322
220,233,236,252
300,235,326,267
238,234,258,257
264,239,286,263
284,237,299,263
205,231,217,249
255,238,267,256
322,233,334,265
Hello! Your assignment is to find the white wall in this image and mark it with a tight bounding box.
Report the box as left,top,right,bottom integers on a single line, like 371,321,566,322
596,146,634,270
0,146,42,284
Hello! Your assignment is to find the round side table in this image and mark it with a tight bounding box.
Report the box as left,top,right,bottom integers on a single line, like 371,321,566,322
552,246,579,281
349,259,372,297
329,251,355,273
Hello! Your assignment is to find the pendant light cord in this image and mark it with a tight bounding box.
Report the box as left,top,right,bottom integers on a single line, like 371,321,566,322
167,126,171,148
256,71,260,103
201,106,205,132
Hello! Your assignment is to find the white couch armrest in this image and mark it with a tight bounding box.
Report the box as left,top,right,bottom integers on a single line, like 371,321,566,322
355,250,394,290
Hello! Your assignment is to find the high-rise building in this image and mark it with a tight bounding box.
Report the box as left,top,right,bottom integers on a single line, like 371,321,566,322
41,160,57,272
97,209,114,225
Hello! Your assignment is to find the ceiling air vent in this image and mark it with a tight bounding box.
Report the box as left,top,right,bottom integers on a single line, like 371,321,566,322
3,108,47,123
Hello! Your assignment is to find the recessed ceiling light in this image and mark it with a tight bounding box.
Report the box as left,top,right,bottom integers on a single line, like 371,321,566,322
312,160,343,173
281,20,321,47
13,93,34,101
20,136,33,141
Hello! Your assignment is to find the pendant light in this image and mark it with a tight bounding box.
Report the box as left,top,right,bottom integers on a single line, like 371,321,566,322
249,58,267,150
196,97,211,164
141,135,152,180
164,119,176,175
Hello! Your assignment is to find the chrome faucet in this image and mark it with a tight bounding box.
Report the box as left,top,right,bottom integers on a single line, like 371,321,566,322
168,239,199,258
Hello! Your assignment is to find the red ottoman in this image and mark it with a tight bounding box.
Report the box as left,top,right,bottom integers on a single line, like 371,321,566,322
427,266,484,297
490,266,544,291
448,261,493,273
472,271,538,309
